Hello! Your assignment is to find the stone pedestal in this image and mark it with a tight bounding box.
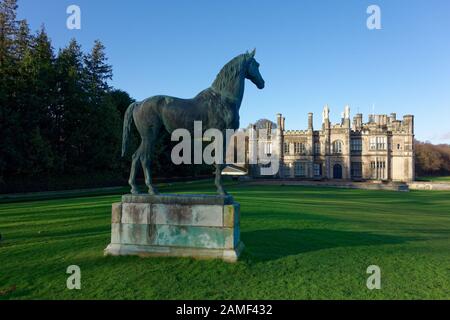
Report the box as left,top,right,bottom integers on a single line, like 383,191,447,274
104,194,243,262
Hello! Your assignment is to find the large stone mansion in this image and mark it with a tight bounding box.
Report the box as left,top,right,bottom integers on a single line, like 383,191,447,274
243,105,415,182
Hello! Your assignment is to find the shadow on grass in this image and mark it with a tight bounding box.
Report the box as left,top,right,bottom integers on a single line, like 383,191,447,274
242,228,419,262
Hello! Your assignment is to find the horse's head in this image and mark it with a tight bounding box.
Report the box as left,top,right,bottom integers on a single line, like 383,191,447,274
245,49,265,89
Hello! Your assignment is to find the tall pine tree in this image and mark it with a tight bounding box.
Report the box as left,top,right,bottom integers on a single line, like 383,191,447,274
54,39,87,173
83,40,120,172
84,40,112,101
0,0,19,180
15,25,55,176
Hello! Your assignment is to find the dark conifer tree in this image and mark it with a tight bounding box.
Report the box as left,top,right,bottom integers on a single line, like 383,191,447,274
84,40,121,172
0,0,19,180
84,40,112,100
54,39,88,173
16,25,55,176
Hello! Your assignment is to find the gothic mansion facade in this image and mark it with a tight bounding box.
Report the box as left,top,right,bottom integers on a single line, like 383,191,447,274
247,106,415,182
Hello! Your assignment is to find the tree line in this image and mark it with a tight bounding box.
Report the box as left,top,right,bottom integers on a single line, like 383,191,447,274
415,141,450,177
0,0,209,193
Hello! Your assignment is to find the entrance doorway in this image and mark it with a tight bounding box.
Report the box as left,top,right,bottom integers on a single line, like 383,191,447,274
333,164,343,179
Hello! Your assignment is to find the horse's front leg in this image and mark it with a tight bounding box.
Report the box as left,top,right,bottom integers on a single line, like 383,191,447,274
215,163,227,196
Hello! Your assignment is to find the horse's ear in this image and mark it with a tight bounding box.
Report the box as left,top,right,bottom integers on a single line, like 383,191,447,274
250,48,256,58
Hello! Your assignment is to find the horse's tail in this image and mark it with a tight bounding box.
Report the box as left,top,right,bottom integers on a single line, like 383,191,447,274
121,102,137,157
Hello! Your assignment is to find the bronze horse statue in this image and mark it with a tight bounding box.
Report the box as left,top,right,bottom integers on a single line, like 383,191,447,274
121,49,265,195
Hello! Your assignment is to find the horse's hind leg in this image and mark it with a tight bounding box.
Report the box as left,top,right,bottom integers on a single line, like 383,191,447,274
215,133,228,196
128,142,142,194
141,137,158,195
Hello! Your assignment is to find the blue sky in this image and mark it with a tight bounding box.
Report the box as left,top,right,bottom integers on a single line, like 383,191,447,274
18,0,450,143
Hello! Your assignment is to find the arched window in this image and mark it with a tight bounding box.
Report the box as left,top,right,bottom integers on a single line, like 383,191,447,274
333,140,343,154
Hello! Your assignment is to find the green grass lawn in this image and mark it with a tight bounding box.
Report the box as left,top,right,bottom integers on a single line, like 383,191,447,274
1,180,449,300
416,176,450,182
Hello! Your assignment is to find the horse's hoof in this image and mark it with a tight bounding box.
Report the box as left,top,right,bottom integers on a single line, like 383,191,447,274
148,188,159,195
130,188,139,194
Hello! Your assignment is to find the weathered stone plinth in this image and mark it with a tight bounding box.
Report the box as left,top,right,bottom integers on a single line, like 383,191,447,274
104,194,243,262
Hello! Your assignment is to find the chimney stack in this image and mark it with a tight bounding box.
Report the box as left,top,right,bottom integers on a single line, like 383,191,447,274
390,113,397,123
308,112,313,130
353,113,363,130
276,113,282,128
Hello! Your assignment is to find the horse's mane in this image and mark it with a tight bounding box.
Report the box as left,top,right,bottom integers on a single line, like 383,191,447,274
211,54,248,94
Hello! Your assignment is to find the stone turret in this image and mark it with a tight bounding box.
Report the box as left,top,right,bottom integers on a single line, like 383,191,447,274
403,115,414,134
322,104,330,129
